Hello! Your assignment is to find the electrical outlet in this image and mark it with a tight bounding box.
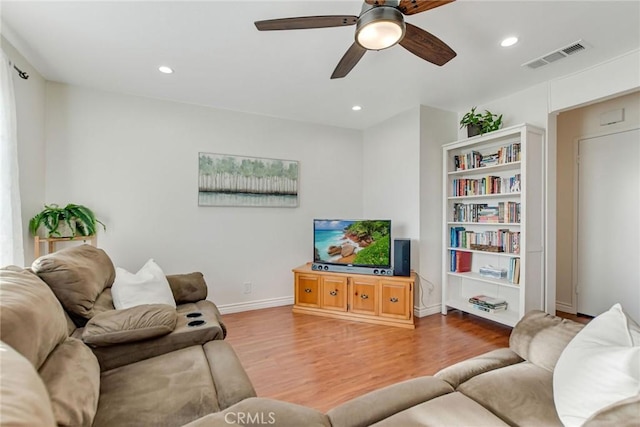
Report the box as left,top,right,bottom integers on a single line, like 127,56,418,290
243,282,252,294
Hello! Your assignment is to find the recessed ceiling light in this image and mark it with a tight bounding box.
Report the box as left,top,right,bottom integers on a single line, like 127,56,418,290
501,37,518,47
352,105,362,111
158,66,174,74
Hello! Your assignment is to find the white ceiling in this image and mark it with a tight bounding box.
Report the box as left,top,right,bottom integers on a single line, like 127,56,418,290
2,1,639,129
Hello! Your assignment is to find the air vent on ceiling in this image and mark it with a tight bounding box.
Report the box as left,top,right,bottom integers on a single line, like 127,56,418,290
522,40,589,70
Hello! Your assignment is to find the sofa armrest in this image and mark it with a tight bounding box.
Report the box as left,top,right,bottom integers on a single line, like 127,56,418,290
182,398,331,427
203,340,257,410
434,348,523,389
166,272,208,304
327,377,453,427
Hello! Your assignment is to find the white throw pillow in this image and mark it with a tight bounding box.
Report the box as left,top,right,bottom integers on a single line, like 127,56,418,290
553,303,640,427
111,259,176,310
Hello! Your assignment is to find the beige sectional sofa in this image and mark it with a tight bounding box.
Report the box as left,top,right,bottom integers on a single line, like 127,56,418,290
1,245,638,426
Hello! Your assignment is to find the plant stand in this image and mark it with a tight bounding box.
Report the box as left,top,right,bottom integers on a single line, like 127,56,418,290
34,235,97,259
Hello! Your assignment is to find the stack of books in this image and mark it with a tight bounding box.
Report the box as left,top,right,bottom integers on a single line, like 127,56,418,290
468,295,508,313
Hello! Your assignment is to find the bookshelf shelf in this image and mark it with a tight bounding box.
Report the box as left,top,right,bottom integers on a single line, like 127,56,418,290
446,298,519,327
447,193,521,201
447,160,521,176
447,222,521,227
442,124,545,327
446,247,521,258
447,272,520,289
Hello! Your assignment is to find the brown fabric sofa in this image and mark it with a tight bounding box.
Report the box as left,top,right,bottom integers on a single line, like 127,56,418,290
30,245,228,370
0,249,257,427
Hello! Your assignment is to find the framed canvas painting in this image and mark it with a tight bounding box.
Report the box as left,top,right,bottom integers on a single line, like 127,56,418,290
198,152,299,207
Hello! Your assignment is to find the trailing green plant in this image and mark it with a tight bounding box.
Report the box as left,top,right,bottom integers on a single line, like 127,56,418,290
459,107,503,135
29,204,106,237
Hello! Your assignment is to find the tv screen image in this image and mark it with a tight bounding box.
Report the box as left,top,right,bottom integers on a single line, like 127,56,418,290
313,220,391,268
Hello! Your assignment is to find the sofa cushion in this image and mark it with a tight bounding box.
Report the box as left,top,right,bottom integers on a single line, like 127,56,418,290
167,272,208,304
183,398,331,427
553,303,640,427
583,394,640,427
0,342,57,427
32,245,115,320
327,376,454,427
371,392,510,427
111,259,176,309
82,304,177,346
0,267,68,369
435,347,524,389
39,338,100,427
94,346,220,427
457,361,562,427
509,310,584,371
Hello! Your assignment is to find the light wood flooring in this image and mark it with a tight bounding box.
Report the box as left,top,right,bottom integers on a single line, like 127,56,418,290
222,306,515,412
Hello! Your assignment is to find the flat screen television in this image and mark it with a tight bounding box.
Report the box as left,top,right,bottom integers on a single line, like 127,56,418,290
313,219,392,268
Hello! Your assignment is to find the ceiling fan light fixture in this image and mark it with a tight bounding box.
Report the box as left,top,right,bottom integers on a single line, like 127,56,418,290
356,7,405,51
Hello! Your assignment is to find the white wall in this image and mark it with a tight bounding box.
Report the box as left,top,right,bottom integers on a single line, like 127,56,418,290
44,83,363,309
362,105,457,316
1,36,47,264
555,91,640,313
362,107,421,241
419,105,458,314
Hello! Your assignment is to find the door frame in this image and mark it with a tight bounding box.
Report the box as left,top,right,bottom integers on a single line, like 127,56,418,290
572,125,639,314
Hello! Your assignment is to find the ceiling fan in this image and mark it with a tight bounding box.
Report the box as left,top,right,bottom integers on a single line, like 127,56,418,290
254,0,457,79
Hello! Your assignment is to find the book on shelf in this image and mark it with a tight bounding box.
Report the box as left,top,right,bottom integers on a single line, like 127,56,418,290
469,303,508,314
452,202,520,224
450,250,472,273
507,257,521,284
451,174,521,197
449,226,520,254
453,142,521,172
469,295,508,309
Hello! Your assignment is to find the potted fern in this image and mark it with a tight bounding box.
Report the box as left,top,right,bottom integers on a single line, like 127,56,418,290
460,107,503,137
29,204,105,238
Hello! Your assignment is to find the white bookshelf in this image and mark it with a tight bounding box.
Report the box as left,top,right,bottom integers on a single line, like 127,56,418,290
442,124,545,327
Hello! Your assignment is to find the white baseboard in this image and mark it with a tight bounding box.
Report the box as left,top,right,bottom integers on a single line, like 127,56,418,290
556,302,576,314
218,296,294,315
219,297,442,318
414,303,442,318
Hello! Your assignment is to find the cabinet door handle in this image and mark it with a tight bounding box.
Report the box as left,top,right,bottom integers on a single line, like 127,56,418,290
390,297,399,303
360,294,369,300
304,288,312,293
329,290,338,296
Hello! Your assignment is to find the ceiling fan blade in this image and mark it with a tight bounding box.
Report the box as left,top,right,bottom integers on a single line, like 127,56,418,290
399,22,456,66
331,43,367,79
255,16,357,31
397,0,455,15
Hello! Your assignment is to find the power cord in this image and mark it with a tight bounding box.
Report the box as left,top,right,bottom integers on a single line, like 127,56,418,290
414,271,436,310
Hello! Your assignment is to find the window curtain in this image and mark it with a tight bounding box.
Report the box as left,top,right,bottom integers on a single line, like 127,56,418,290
0,48,24,266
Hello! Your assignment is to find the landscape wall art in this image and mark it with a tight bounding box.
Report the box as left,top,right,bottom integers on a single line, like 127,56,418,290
198,153,299,207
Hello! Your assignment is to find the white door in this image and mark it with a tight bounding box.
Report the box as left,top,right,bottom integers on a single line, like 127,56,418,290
576,128,640,322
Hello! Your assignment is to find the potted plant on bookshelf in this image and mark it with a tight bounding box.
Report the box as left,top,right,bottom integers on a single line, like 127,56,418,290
460,107,504,137
29,203,106,238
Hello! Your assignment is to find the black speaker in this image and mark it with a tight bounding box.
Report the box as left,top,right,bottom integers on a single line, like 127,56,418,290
393,239,411,277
